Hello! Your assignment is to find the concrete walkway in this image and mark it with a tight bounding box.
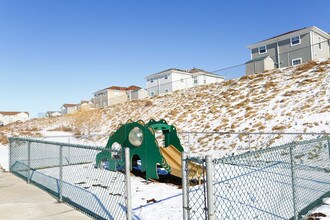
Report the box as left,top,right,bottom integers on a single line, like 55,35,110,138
0,172,90,220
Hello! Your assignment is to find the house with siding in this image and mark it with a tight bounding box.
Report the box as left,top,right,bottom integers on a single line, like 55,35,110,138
77,100,94,112
45,111,62,117
246,26,330,75
61,104,77,115
0,111,29,125
93,85,147,108
145,68,224,96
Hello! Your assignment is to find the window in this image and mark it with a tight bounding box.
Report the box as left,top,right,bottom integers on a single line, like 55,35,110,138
164,89,169,93
180,78,184,83
194,77,198,84
151,79,154,83
165,75,168,80
258,45,267,54
150,92,155,96
292,58,302,66
318,37,322,50
291,36,301,46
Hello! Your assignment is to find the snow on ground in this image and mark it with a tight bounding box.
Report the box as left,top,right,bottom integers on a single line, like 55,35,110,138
306,198,330,220
34,163,182,220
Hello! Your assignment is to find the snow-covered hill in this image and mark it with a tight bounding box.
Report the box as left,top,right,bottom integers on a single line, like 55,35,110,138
1,60,329,156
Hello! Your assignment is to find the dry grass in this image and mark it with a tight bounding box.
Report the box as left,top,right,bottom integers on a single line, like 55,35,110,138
0,134,8,145
272,125,287,131
295,60,318,72
49,126,73,132
209,105,218,114
315,66,325,72
319,60,330,65
145,100,153,107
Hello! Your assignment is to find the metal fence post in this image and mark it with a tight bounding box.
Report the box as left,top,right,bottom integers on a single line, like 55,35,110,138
206,155,215,220
8,138,12,172
289,143,297,220
59,145,63,203
27,141,31,183
328,138,330,162
248,133,251,151
125,147,132,220
182,152,189,220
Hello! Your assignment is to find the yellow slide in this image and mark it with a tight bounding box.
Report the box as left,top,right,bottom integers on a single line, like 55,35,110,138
160,145,205,180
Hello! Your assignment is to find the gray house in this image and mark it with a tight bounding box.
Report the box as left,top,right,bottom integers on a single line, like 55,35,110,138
246,26,330,75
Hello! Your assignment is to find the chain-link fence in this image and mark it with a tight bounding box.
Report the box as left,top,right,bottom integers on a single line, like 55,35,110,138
9,137,131,220
182,134,330,220
178,132,328,157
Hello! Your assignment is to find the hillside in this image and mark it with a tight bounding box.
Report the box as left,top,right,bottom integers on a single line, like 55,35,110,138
1,60,330,157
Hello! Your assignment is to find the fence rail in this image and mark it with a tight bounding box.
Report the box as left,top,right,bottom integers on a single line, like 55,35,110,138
9,137,131,220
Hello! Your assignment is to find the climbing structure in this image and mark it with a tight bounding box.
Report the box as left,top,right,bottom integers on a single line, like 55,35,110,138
95,119,185,180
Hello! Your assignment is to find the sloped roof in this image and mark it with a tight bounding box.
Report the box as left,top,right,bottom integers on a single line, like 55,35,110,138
146,68,224,79
94,85,141,94
245,56,271,64
62,104,76,108
247,26,330,49
0,111,29,116
259,28,306,43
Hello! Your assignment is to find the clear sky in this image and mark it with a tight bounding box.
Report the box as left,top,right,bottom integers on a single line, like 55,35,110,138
0,0,329,118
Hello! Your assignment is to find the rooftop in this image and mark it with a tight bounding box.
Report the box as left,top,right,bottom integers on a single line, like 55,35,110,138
247,26,330,48
94,85,141,94
0,111,29,116
146,68,224,79
62,104,76,108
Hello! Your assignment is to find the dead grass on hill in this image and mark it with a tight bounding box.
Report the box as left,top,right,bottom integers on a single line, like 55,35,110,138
0,134,8,145
295,61,318,72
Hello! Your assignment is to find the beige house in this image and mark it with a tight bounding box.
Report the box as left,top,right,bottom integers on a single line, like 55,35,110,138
61,104,77,115
77,100,94,112
0,111,29,125
93,85,144,108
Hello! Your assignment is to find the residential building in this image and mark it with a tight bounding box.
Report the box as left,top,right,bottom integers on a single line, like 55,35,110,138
127,88,149,101
93,85,144,108
61,104,77,115
0,111,29,125
45,111,62,117
77,100,94,112
145,68,224,96
246,26,330,75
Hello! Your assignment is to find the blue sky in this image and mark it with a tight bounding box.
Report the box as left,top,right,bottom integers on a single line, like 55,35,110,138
0,0,329,118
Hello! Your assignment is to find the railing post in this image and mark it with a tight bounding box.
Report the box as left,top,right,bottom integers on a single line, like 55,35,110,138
9,138,12,172
125,147,132,220
59,145,63,202
289,143,297,220
328,138,330,162
27,141,31,183
206,155,215,220
182,152,189,220
248,133,251,151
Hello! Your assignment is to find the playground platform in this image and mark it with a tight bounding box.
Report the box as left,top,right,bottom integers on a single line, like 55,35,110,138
0,172,89,220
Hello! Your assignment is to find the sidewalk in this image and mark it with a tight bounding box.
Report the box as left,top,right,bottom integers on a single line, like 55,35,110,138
0,172,90,220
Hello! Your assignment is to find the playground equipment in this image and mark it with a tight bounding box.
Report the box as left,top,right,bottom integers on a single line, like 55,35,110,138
95,119,203,180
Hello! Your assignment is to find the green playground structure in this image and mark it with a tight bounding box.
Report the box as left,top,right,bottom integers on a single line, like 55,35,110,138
95,119,186,180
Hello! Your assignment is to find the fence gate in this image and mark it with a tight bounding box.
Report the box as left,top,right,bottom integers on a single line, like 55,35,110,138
182,153,211,220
